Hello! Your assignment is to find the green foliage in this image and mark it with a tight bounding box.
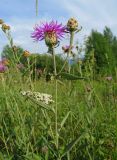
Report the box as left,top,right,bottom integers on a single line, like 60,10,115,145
85,27,116,75
29,53,66,74
0,69,117,159
1,45,24,61
112,36,117,66
58,72,86,80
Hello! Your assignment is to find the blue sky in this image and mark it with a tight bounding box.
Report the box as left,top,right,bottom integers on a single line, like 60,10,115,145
0,0,117,56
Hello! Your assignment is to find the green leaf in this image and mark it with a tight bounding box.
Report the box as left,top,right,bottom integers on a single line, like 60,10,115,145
61,134,84,158
32,153,42,160
58,72,86,80
24,153,42,160
57,79,65,85
0,153,4,160
0,153,13,160
59,111,71,132
24,96,55,112
75,26,82,33
87,89,94,101
42,137,58,158
10,37,13,47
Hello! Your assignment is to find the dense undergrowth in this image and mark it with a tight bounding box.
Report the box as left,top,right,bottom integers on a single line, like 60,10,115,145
0,70,117,160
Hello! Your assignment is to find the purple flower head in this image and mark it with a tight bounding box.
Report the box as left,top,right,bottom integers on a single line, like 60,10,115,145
0,64,7,73
31,21,66,45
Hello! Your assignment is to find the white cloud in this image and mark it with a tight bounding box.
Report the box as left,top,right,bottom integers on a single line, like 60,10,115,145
60,0,117,34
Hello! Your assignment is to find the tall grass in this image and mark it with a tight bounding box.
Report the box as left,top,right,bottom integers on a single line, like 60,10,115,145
0,69,117,159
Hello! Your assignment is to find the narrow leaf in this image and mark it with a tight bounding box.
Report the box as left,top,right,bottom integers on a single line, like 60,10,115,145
42,137,58,157
61,134,84,158
59,111,71,132
23,95,55,112
58,72,86,80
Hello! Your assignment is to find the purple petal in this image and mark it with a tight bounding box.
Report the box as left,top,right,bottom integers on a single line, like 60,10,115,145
31,21,67,42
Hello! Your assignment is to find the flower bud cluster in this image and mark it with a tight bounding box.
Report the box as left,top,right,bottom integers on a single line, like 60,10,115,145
21,91,54,105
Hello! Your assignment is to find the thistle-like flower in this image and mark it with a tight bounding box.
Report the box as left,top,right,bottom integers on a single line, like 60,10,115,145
67,18,78,32
31,21,66,48
0,64,7,73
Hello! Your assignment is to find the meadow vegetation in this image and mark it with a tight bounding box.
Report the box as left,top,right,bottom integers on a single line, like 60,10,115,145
0,16,117,160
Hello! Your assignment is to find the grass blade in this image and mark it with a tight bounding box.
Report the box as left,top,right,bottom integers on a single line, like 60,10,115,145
59,111,71,132
61,134,84,158
58,72,86,80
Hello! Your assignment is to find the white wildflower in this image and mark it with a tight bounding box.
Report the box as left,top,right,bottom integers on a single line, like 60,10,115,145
20,90,54,105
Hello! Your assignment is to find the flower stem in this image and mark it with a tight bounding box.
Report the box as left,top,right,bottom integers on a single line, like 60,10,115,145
5,32,20,64
52,47,57,76
36,0,38,16
68,31,74,73
52,47,58,151
58,55,68,74
55,80,58,149
27,57,33,90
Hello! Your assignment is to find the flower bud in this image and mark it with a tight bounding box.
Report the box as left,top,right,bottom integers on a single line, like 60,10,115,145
0,19,4,25
62,45,73,53
41,146,48,154
0,64,7,73
12,45,18,52
45,32,57,47
67,18,78,32
23,50,30,57
78,60,82,65
86,86,92,92
3,59,9,66
2,24,10,32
